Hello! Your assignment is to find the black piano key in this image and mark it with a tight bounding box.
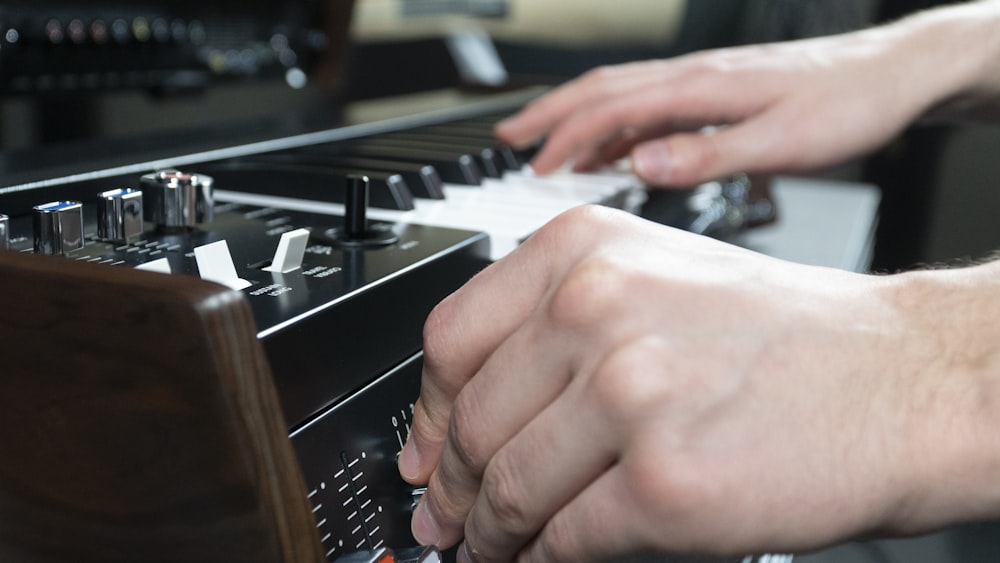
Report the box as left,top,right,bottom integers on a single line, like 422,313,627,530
376,132,510,177
410,129,520,170
241,152,446,200
197,161,416,211
312,157,446,200
348,137,500,180
418,124,529,168
509,142,540,165
319,143,483,186
420,122,498,138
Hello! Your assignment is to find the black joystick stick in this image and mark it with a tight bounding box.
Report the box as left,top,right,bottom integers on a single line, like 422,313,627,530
326,175,399,248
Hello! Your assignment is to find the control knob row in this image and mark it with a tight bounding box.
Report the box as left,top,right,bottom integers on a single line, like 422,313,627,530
29,170,213,255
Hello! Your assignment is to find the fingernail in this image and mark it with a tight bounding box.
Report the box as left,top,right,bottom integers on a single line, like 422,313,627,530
633,143,670,183
398,440,420,481
411,500,441,546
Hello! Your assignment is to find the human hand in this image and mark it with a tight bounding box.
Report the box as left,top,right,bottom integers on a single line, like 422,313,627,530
494,25,959,188
397,205,988,562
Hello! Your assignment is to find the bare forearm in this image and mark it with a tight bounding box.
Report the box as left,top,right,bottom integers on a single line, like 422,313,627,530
894,0,1000,123
887,259,1000,534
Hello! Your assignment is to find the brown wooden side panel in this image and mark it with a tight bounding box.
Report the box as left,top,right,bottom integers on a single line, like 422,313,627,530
0,250,324,563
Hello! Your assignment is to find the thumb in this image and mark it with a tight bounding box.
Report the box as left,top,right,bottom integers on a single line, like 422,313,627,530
631,125,770,187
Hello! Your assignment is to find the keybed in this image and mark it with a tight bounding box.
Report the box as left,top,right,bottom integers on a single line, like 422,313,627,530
213,111,646,261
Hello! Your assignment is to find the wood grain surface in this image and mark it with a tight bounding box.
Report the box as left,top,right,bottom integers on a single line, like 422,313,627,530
0,250,324,563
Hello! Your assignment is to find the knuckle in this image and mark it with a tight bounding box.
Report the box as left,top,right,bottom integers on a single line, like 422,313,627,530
622,446,719,525
547,253,626,330
528,516,574,563
422,297,458,369
585,337,669,421
480,452,531,533
424,472,469,529
524,205,609,264
686,46,749,74
700,54,738,75
545,204,614,237
596,100,630,129
447,390,491,473
581,65,619,90
410,398,448,451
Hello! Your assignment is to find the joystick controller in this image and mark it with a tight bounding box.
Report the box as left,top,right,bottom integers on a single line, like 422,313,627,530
325,175,399,248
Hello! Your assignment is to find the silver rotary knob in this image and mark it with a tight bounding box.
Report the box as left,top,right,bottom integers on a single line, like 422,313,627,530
97,187,144,242
0,214,9,250
33,201,85,255
140,170,214,228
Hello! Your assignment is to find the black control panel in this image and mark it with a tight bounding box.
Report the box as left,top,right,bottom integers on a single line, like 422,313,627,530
291,352,425,560
0,176,489,429
0,160,489,561
0,0,333,95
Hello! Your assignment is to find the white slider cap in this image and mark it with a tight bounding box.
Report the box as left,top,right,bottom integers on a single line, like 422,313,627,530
135,258,172,274
193,240,252,291
263,228,310,273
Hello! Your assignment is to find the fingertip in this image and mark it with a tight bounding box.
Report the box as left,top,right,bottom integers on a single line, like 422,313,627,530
526,147,567,176
412,500,442,547
494,117,535,149
493,118,516,142
527,158,555,176
399,438,422,482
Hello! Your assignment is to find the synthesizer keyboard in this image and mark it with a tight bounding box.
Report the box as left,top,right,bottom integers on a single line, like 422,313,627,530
204,108,764,260
0,92,776,563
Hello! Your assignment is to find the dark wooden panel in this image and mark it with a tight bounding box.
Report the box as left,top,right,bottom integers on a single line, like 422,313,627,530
0,250,324,563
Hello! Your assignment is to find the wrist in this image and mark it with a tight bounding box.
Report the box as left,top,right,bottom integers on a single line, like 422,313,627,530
880,261,1000,535
892,1,1000,122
